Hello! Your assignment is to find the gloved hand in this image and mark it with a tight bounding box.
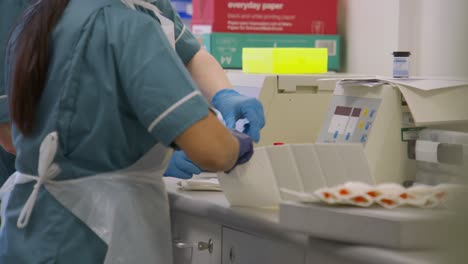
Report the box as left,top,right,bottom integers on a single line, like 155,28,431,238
164,130,254,177
211,89,265,142
226,129,254,173
163,150,201,179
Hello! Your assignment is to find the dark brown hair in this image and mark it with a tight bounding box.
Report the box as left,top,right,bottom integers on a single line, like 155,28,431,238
9,0,69,135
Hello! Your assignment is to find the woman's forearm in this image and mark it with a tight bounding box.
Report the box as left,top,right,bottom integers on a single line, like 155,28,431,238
186,49,231,102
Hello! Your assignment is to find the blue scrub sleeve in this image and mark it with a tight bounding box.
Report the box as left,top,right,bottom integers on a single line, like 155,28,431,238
150,0,200,64
117,15,209,147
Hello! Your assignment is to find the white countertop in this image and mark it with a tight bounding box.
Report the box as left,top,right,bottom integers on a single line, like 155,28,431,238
164,177,444,264
164,177,303,244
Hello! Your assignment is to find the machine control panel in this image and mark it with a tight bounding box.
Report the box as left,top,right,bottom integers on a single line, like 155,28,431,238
317,96,382,145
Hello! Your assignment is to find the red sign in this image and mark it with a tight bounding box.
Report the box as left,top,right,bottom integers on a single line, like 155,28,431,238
192,0,338,34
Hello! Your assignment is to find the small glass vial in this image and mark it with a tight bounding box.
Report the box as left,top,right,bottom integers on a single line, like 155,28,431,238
392,51,411,78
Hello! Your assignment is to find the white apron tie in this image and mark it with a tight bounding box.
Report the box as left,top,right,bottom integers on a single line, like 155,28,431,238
0,132,61,228
0,131,174,263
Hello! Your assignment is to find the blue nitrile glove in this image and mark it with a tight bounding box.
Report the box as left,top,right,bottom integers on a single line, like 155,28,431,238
226,129,254,173
164,150,202,179
211,89,265,142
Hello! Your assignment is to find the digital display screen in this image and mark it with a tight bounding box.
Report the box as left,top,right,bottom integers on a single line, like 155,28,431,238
334,106,352,116
351,108,362,117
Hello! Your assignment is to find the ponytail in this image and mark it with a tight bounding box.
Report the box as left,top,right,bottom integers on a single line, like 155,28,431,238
9,0,69,135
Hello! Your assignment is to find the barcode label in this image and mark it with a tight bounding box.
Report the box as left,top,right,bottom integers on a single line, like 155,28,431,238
315,40,337,56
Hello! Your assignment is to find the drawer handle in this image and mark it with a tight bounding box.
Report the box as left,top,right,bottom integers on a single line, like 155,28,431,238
173,240,194,264
229,247,236,263
197,238,214,254
173,239,214,254
173,241,194,249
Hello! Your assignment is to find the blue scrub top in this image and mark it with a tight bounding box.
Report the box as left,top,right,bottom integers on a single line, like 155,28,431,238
0,0,209,262
0,0,202,182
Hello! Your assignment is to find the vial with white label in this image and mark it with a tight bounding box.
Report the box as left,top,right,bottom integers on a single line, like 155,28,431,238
392,51,411,78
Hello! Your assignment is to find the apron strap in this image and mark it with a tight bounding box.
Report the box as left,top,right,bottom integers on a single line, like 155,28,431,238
16,174,44,228
16,168,59,228
13,132,61,228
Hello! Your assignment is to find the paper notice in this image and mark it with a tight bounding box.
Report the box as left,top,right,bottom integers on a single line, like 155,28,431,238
415,140,439,163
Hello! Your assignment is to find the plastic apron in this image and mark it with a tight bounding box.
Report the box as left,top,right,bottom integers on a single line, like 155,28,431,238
0,4,180,263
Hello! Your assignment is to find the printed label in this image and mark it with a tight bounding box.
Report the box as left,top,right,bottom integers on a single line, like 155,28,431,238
220,56,233,65
401,127,426,141
227,2,284,11
192,0,338,34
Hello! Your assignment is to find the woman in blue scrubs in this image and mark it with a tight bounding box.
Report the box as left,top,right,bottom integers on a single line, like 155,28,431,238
0,0,265,181
0,0,254,262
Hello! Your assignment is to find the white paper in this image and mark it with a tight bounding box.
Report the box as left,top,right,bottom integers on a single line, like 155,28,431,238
337,79,387,88
415,140,440,163
177,178,222,191
381,78,468,91
334,79,387,95
331,77,468,93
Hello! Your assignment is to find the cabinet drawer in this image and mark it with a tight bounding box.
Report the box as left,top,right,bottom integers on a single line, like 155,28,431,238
222,227,304,264
171,211,222,264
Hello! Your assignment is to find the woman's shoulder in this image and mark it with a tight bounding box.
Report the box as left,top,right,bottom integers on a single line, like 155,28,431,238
103,1,160,23
63,0,155,27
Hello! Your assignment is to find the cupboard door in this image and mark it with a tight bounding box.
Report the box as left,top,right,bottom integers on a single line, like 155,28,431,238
171,211,222,264
221,227,304,264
